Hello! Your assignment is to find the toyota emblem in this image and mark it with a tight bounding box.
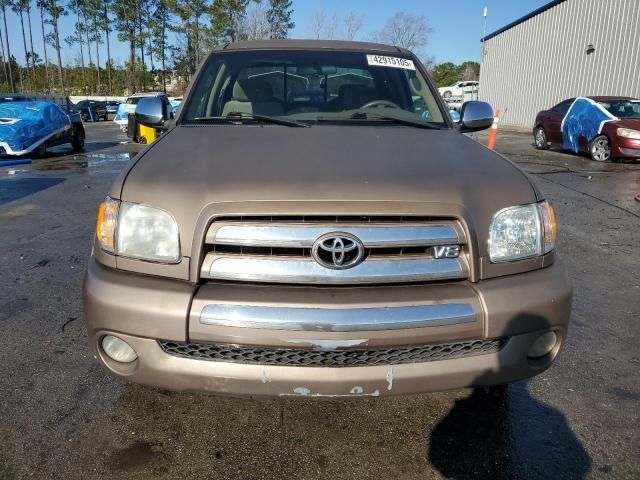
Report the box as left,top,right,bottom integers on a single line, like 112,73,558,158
312,232,365,270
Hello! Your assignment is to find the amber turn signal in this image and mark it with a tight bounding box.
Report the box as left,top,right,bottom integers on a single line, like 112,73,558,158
96,197,119,253
539,201,557,254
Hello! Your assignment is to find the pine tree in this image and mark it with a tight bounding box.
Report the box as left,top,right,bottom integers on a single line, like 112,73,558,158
112,0,140,93
266,0,293,39
148,0,170,91
41,0,67,93
37,1,51,93
212,0,249,43
101,0,113,93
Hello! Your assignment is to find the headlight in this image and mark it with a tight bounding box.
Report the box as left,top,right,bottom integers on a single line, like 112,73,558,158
488,201,556,262
95,197,181,263
617,128,640,140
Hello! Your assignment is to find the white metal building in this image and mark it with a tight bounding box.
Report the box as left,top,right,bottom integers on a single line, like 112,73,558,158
478,0,640,127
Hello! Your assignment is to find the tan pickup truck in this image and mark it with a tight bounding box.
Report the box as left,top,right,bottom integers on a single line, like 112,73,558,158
83,40,571,398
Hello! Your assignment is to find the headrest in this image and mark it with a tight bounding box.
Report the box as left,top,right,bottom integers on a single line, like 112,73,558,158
233,78,274,102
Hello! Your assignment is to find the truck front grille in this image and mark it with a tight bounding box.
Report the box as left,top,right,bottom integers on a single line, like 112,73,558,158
200,216,469,285
158,338,504,367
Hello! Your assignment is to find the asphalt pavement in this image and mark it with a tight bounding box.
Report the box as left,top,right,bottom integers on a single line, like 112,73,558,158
0,122,638,479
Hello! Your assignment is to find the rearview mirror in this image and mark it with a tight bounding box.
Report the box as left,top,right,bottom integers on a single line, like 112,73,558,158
459,101,494,132
135,97,166,127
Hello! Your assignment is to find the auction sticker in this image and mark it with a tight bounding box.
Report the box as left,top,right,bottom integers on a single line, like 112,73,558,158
366,55,415,70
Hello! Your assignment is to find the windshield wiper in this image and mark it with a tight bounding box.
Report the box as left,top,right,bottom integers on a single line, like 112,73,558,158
346,111,443,129
191,112,310,128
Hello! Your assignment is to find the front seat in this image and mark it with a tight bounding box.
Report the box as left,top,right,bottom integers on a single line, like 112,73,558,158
222,78,284,116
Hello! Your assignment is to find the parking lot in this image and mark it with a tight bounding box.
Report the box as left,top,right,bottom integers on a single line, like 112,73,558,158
0,122,638,479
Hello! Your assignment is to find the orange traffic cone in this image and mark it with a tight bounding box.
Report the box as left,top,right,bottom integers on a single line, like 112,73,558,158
487,109,500,150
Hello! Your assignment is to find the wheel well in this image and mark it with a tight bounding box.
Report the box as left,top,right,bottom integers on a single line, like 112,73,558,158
534,124,546,137
589,133,610,146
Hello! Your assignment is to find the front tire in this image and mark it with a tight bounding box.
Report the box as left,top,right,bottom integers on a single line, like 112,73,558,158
34,143,47,157
443,91,452,99
71,128,85,153
534,126,549,150
589,135,611,162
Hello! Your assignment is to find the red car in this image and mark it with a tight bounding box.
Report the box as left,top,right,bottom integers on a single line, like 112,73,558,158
534,96,640,162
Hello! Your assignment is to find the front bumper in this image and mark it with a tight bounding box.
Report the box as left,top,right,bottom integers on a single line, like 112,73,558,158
613,136,640,158
83,257,572,397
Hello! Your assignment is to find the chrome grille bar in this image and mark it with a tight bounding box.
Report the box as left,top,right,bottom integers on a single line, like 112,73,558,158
207,223,461,248
201,254,467,284
199,303,477,331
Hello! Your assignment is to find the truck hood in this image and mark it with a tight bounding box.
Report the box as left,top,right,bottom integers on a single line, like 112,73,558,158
115,125,539,258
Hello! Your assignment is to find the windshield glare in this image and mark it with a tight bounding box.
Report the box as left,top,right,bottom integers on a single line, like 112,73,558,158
182,50,446,126
599,99,640,119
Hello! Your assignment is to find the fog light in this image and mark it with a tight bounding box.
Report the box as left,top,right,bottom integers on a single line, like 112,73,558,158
528,331,557,358
102,335,138,363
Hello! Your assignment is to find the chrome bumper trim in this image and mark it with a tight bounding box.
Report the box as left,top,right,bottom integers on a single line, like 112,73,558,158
207,223,461,248
199,303,477,332
201,254,466,284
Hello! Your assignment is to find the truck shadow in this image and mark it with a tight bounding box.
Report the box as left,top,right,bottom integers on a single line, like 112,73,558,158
429,313,591,479
0,176,65,205
91,317,592,479
428,380,591,479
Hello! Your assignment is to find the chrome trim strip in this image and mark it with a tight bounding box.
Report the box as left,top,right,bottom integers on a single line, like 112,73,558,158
207,224,460,248
199,303,477,331
202,254,466,284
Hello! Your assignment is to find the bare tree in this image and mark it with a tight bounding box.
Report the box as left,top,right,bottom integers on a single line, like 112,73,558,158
309,7,338,40
241,1,269,40
370,12,432,56
343,11,363,41
422,55,435,72
323,10,338,40
309,7,325,40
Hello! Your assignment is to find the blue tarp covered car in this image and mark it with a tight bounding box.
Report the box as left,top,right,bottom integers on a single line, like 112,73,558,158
0,101,84,156
561,97,617,153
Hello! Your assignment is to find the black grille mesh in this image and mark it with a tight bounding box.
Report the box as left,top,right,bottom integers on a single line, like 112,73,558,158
158,338,505,367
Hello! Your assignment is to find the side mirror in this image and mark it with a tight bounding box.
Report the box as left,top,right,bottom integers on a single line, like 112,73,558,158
135,97,166,127
459,101,494,132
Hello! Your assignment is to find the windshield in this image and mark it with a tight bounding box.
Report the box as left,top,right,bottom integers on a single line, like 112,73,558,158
126,97,144,105
599,99,640,119
181,50,446,126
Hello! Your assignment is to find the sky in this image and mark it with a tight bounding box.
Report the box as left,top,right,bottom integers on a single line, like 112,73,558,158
2,0,550,67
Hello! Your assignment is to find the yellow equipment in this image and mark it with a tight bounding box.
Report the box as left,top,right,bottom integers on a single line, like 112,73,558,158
137,123,158,144
127,113,159,145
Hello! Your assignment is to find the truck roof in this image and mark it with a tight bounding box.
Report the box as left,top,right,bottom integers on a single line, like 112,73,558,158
219,39,409,54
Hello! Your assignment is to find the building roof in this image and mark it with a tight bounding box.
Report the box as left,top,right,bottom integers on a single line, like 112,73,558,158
482,0,567,42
